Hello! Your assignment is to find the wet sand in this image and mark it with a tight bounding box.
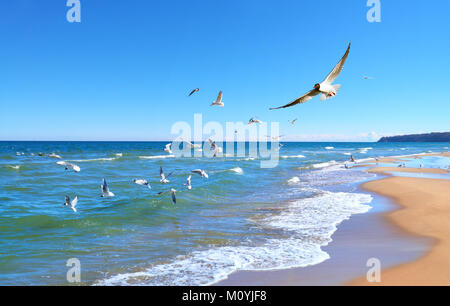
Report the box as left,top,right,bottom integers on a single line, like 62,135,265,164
216,187,429,286
349,176,450,285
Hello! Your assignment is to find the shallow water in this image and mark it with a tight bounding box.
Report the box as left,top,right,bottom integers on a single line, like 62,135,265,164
0,141,448,285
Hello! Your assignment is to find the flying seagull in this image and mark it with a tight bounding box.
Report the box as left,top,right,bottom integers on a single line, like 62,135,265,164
160,166,174,183
56,161,81,173
101,178,115,197
208,138,222,157
185,175,192,190
211,91,224,107
188,88,199,96
164,143,173,154
191,169,209,178
133,179,151,189
363,76,374,80
270,42,351,110
248,117,262,125
63,196,78,213
158,188,177,205
289,119,298,125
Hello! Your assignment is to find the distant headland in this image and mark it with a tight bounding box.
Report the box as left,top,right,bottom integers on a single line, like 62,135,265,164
378,132,450,143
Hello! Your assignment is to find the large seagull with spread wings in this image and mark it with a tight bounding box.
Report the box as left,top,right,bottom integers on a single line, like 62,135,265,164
270,42,351,110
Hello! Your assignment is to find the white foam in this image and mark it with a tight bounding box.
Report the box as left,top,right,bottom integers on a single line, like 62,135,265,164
287,176,300,184
139,155,175,160
281,155,305,159
312,160,337,169
95,190,372,286
228,167,244,175
115,153,123,157
342,152,352,156
325,147,334,150
69,157,117,162
8,165,20,170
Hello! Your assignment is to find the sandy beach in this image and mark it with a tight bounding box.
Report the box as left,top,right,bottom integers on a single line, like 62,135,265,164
349,155,450,285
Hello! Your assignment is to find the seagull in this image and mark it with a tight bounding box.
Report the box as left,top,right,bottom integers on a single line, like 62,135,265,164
289,119,298,125
192,169,208,178
133,179,151,189
158,188,177,205
63,196,78,213
56,161,81,172
188,88,199,96
211,91,224,107
160,166,174,183
350,155,356,163
185,175,192,190
164,143,173,154
248,117,262,125
101,178,115,197
208,138,222,157
363,76,374,80
270,42,351,110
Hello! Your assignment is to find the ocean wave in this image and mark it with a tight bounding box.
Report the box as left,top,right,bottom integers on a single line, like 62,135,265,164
286,177,300,184
281,155,305,159
139,155,175,160
324,147,334,150
312,161,337,169
95,191,372,286
228,167,244,175
69,157,118,162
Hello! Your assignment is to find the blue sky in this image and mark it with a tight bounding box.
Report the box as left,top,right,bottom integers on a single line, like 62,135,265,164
0,0,449,141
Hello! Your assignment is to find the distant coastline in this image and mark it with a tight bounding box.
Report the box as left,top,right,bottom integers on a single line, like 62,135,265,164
378,132,450,143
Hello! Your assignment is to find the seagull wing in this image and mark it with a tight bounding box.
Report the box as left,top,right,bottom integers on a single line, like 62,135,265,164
102,179,109,193
171,190,177,205
71,196,78,208
270,89,320,110
322,42,351,84
216,91,223,103
188,89,197,96
166,171,174,178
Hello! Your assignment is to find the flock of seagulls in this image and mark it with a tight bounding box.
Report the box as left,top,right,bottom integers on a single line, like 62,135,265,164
56,42,359,213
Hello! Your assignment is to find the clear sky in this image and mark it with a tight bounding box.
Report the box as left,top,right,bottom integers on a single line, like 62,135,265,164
0,0,449,141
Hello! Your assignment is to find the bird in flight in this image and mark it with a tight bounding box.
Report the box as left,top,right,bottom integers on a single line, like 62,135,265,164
211,91,224,107
191,169,209,178
289,119,298,125
158,188,177,205
188,88,199,96
133,179,151,189
63,196,78,213
101,178,115,197
270,42,351,110
248,117,262,125
160,166,174,183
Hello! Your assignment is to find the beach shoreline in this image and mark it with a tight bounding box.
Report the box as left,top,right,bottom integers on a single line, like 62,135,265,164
217,152,449,286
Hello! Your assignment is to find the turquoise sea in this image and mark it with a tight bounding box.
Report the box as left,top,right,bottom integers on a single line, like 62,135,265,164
0,141,449,285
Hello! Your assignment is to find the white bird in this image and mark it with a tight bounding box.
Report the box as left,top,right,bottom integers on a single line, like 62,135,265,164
211,91,224,107
133,179,151,189
160,166,174,183
63,196,78,213
158,188,177,205
248,117,262,125
164,143,173,154
192,169,208,178
185,175,192,190
56,161,81,172
363,76,374,80
208,138,222,157
101,178,115,197
270,42,351,109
